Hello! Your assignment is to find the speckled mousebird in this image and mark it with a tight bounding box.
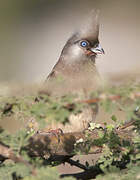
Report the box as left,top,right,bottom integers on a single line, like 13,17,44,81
45,10,105,131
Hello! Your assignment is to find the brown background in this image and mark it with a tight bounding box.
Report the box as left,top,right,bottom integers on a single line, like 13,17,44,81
0,0,139,83
0,0,139,175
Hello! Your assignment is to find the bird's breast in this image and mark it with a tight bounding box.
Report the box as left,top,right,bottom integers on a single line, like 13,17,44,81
47,61,101,95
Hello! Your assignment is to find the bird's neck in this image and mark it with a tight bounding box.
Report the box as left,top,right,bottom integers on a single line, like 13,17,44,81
55,54,96,72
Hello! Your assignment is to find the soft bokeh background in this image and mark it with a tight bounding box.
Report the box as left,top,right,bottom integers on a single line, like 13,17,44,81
0,0,139,175
0,0,139,83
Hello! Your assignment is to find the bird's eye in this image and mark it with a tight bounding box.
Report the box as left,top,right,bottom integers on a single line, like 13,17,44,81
80,40,89,47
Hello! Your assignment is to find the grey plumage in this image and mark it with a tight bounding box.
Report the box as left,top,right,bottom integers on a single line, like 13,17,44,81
45,10,104,131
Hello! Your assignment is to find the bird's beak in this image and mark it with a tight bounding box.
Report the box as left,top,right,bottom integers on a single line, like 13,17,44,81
90,44,105,54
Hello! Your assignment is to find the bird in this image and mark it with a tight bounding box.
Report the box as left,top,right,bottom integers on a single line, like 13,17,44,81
45,10,105,132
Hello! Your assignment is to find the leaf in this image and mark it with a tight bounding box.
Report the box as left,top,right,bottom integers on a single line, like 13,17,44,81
111,115,117,122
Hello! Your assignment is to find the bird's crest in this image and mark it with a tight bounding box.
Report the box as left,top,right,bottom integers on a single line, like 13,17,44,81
79,9,100,40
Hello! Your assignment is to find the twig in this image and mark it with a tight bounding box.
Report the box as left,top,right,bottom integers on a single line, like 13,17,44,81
65,158,88,170
0,143,36,175
0,118,137,162
65,92,140,109
0,117,138,168
117,119,136,130
60,166,103,180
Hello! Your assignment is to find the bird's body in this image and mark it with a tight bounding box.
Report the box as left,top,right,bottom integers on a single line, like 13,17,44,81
45,10,104,131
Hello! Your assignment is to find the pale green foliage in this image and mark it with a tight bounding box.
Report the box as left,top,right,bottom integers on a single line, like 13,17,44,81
23,167,75,180
0,83,140,179
0,162,31,180
96,161,140,180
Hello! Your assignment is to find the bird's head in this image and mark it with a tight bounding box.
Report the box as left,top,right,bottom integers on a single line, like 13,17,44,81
60,10,104,65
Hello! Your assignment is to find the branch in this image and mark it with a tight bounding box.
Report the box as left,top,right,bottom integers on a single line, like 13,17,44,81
64,92,140,109
26,130,101,159
0,118,137,164
26,119,135,160
0,143,31,166
65,159,88,170
60,166,103,180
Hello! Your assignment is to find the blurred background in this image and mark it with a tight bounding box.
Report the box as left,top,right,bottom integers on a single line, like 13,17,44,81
0,1,139,173
0,0,139,84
